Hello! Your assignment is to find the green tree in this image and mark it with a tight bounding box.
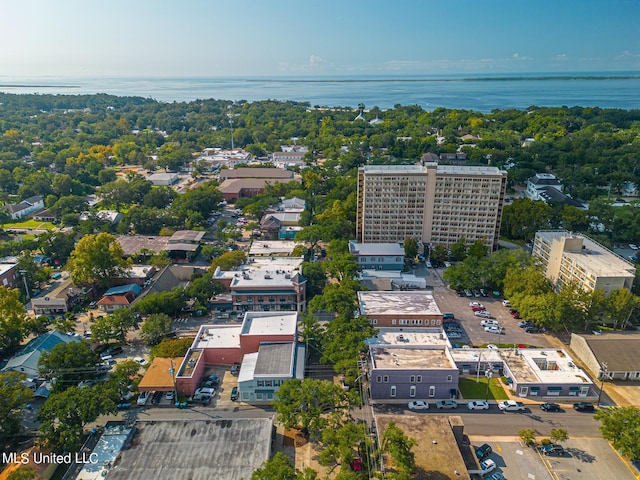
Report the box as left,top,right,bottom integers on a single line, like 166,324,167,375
150,338,194,358
68,233,131,288
134,289,187,316
468,239,488,258
430,244,448,263
140,313,172,345
302,262,327,298
109,360,141,391
0,288,28,354
38,341,100,391
595,406,640,459
91,309,136,344
0,371,33,437
273,378,353,437
501,198,552,242
251,452,317,480
380,422,416,476
550,428,569,444
518,428,537,446
6,466,37,480
450,237,468,262
403,238,419,259
209,250,247,271
38,383,119,453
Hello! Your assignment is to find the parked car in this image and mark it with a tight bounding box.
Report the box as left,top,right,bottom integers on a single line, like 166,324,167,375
231,363,241,376
442,313,455,320
540,402,561,412
230,386,239,401
464,289,473,297
573,402,595,412
481,319,499,327
446,331,462,339
485,326,505,334
117,402,130,410
540,444,565,456
472,290,481,297
475,443,493,460
436,400,458,409
488,473,504,480
525,327,543,334
469,301,484,308
498,400,526,411
151,391,162,404
475,311,492,318
195,387,216,397
480,458,496,474
471,306,486,312
165,391,174,401
133,356,148,365
467,400,490,410
456,289,466,297
480,289,489,297
502,299,511,307
425,261,432,268
518,321,533,328
408,401,429,410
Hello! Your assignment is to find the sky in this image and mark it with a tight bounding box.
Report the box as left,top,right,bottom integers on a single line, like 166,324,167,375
2,0,639,77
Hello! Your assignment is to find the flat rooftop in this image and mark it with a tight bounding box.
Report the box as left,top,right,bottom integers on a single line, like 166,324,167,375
349,241,404,256
77,423,134,480
193,325,242,350
368,328,450,347
536,231,635,277
512,348,592,384
215,257,304,289
358,291,441,316
372,346,456,370
139,357,184,391
376,414,471,480
116,235,169,256
249,240,301,256
436,164,505,176
241,312,298,336
107,419,273,480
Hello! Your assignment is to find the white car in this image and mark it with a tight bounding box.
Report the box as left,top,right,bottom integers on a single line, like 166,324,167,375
467,400,490,410
485,326,505,334
469,301,484,308
408,401,429,410
133,356,148,365
137,391,150,406
426,261,432,268
475,311,492,318
502,299,511,307
165,391,174,401
480,458,497,474
498,400,526,411
481,319,498,327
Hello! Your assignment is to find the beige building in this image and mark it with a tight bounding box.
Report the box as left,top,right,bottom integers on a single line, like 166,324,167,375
356,163,507,250
532,230,636,295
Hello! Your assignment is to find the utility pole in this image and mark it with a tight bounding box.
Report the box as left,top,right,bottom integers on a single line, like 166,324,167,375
596,362,608,407
19,270,30,300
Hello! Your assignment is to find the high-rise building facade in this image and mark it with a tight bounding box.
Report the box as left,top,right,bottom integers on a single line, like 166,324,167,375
356,163,507,250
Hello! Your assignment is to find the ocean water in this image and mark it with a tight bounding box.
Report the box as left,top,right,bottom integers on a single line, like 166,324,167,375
0,73,639,112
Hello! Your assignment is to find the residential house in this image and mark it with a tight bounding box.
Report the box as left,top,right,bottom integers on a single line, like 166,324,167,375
31,278,94,316
4,196,44,220
2,331,80,377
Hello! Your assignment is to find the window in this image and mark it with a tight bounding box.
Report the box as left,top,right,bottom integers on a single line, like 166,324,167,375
410,375,416,383
376,375,382,383
257,381,264,387
383,375,389,383
392,319,396,325
547,386,562,396
390,386,396,397
416,375,422,383
265,380,272,387
447,375,452,382
428,386,435,397
409,386,416,398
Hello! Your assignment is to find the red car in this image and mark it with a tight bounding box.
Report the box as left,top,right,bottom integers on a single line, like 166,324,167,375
472,306,486,312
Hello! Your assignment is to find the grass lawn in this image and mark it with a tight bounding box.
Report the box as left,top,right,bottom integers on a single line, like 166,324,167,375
2,219,56,230
458,376,510,401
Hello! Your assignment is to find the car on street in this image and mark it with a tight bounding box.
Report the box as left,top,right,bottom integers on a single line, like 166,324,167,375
480,458,497,474
467,400,490,410
230,386,239,401
408,401,429,410
475,443,493,460
436,400,458,409
540,402,561,412
540,444,565,456
573,402,595,412
498,400,526,411
484,326,505,334
475,311,492,318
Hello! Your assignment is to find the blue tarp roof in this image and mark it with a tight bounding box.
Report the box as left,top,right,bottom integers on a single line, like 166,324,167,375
104,284,143,296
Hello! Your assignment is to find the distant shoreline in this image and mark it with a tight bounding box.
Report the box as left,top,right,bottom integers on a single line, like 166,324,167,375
0,84,79,88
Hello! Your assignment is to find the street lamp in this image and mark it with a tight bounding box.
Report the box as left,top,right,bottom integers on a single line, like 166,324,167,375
597,362,608,407
485,369,494,402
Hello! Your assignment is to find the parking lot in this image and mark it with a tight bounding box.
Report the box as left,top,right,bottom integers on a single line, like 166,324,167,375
469,436,637,480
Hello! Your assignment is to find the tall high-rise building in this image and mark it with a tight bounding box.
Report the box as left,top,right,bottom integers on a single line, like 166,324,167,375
356,162,507,250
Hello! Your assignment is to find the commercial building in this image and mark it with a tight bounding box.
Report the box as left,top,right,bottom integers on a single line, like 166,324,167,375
147,172,179,186
356,163,507,250
349,241,405,271
0,261,19,289
212,257,307,313
358,291,443,327
532,230,636,294
570,333,640,381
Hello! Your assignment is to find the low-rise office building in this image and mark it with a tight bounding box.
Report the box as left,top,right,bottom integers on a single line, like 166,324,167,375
358,291,442,327
532,230,635,294
570,332,640,381
349,241,405,271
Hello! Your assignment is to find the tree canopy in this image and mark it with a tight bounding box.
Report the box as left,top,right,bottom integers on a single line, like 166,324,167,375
68,233,131,288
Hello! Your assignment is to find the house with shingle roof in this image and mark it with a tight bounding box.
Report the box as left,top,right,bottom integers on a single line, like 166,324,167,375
4,196,44,220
